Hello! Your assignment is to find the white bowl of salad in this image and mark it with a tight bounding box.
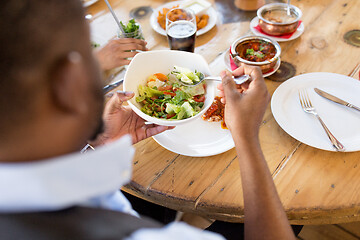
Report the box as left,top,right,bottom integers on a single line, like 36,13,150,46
124,50,216,126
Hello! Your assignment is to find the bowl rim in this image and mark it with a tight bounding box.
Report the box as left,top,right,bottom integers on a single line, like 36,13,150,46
257,3,302,26
230,35,281,66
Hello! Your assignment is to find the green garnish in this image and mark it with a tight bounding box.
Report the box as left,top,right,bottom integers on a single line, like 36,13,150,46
120,19,139,33
91,41,100,48
246,48,265,59
119,19,144,39
254,51,265,58
246,48,255,55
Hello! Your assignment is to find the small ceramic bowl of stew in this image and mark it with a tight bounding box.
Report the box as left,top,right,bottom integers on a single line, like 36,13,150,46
257,3,302,36
230,36,281,74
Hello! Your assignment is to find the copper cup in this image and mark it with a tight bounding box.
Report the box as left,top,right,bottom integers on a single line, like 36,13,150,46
257,3,302,36
234,0,265,11
230,36,281,74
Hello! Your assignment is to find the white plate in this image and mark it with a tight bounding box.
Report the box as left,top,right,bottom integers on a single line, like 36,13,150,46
271,72,360,152
224,48,281,77
83,0,99,7
153,117,234,157
250,17,304,42
150,1,218,36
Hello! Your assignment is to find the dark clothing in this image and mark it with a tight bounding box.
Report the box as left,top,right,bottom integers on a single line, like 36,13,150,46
0,207,162,240
124,191,303,240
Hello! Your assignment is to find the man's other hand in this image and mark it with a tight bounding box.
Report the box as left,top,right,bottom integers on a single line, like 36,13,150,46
91,91,173,146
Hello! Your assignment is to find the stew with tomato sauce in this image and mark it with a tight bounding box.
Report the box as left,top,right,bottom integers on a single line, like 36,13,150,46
235,40,276,62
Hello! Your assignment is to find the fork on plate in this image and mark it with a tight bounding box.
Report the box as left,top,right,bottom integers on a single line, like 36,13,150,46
298,89,345,152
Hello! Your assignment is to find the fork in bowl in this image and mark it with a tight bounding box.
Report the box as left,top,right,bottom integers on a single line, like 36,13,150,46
298,89,345,152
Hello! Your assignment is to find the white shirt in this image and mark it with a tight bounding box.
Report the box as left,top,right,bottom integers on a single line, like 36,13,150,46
0,135,224,240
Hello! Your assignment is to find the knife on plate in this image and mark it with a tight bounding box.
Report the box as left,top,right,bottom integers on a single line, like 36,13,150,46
103,78,124,94
314,88,360,112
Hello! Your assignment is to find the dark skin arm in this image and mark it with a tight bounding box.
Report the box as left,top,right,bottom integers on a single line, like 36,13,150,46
95,38,148,71
218,66,295,240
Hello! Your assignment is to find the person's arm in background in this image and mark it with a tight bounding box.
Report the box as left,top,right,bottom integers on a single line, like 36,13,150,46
95,38,148,71
218,66,295,240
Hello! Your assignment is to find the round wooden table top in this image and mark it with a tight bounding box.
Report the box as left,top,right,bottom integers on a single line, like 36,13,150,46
88,0,360,225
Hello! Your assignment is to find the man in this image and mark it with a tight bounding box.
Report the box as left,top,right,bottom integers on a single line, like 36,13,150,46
0,0,295,239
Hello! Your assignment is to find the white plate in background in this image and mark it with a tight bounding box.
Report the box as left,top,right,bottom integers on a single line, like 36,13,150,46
83,0,99,8
271,72,360,152
150,0,218,36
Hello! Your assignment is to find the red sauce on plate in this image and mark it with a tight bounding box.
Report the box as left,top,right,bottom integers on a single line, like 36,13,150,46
202,96,227,129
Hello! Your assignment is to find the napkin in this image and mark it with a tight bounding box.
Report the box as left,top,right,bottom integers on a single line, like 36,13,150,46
253,21,302,39
229,47,238,71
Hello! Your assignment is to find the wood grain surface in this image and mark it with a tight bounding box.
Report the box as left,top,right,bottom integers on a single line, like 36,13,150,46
88,0,360,224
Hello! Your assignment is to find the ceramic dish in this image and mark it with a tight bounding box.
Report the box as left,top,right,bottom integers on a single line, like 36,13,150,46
123,50,216,126
150,0,217,36
83,0,99,7
153,117,234,157
271,72,360,152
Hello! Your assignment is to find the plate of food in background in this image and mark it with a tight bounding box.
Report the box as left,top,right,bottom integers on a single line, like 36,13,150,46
150,0,218,36
82,0,99,8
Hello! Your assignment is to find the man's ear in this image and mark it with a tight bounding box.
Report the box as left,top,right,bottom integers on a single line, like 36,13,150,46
49,52,88,115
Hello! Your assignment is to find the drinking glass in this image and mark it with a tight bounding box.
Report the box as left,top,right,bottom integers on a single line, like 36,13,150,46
118,23,144,39
166,8,197,52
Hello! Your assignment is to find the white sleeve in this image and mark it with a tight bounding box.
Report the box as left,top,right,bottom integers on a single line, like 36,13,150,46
124,222,226,240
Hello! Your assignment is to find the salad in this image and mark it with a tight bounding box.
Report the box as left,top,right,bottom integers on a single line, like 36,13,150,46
136,66,206,120
120,19,144,39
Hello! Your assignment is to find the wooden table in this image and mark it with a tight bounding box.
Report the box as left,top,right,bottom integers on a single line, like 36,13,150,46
88,0,360,225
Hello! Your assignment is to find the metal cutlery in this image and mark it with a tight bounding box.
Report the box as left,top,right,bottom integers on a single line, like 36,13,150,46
103,78,124,94
175,74,250,87
298,89,345,152
287,0,291,16
103,0,126,36
314,88,360,112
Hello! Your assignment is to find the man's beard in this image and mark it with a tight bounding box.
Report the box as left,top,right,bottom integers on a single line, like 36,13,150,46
89,117,104,141
87,63,105,142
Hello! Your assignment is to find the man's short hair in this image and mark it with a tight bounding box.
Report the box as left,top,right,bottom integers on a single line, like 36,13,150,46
0,0,85,134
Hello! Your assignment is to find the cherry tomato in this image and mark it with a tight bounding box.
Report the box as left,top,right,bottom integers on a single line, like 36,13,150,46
193,95,205,102
154,73,168,81
163,92,176,97
158,85,172,91
166,113,176,119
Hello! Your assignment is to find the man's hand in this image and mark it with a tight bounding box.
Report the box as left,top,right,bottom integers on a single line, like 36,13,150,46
90,91,173,146
217,65,270,139
95,38,148,71
218,66,295,240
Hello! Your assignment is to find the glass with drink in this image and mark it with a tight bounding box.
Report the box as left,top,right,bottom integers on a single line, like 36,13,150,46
166,8,197,52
